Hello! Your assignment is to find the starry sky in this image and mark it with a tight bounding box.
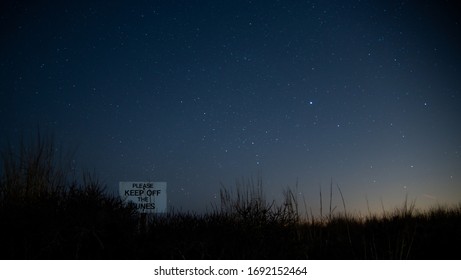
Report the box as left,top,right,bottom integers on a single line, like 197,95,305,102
1,0,460,215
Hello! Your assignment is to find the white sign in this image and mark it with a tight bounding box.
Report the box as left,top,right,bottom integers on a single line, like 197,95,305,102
119,182,167,213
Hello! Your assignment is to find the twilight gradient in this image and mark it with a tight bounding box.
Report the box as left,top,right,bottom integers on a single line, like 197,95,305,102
1,0,460,214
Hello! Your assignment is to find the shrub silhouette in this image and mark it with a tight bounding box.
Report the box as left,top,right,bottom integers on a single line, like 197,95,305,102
0,132,137,259
1,132,460,259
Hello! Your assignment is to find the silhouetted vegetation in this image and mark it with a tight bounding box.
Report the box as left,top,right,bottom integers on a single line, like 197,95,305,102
0,132,138,259
1,133,460,259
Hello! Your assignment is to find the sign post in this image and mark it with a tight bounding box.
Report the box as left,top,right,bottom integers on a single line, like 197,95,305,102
119,182,167,214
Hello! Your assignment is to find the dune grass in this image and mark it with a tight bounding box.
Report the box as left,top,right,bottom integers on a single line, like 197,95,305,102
1,133,460,259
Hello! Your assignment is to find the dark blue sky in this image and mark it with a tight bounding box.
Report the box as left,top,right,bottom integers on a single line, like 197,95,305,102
1,0,460,214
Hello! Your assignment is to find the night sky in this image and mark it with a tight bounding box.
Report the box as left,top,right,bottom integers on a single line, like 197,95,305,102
1,0,460,215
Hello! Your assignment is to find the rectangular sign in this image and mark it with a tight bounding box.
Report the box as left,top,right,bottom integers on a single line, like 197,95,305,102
119,182,167,213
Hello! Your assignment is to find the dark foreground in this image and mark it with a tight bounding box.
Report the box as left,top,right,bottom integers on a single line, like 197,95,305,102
1,184,460,259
